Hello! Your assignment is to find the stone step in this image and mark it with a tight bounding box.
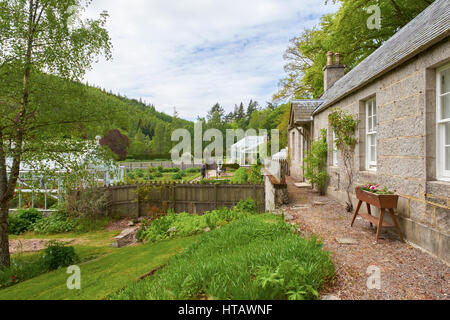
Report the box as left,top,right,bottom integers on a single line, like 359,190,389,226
294,183,312,188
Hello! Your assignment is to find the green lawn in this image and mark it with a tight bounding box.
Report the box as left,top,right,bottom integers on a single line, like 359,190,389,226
0,236,199,300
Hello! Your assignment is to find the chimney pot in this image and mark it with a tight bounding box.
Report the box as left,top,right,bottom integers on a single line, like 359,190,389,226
327,51,333,66
335,53,341,65
323,52,345,91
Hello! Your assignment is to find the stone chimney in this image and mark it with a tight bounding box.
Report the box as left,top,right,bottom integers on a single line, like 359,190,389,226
323,52,346,91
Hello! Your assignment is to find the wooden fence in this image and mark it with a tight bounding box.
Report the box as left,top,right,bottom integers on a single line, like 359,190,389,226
104,183,265,218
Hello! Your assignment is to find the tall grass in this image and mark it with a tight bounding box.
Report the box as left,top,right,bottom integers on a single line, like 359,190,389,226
112,215,335,300
136,199,258,242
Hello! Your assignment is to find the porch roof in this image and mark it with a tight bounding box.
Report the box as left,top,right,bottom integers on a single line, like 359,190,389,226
289,100,325,128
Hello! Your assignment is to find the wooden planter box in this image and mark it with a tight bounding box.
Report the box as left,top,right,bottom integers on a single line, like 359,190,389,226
355,188,399,209
352,188,403,243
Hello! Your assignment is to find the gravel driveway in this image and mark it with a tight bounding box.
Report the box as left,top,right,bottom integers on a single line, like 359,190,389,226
285,177,449,300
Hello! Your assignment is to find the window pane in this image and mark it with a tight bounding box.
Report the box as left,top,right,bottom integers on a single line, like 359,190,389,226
373,115,377,132
441,68,450,95
446,146,450,171
371,146,376,162
370,134,376,147
441,94,450,120
446,122,450,145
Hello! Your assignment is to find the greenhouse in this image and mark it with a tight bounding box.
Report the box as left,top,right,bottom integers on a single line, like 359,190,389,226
231,136,266,166
6,139,125,212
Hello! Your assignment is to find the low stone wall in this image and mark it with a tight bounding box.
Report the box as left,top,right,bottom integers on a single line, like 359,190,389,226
264,171,289,212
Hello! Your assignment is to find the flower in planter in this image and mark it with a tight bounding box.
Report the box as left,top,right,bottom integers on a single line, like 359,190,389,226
356,184,395,195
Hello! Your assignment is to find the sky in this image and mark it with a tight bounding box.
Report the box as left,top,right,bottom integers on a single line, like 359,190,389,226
83,0,340,120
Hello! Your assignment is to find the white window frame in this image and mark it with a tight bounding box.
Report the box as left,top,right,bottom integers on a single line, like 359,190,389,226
366,97,377,171
437,63,450,181
291,131,296,160
299,132,303,161
332,131,338,167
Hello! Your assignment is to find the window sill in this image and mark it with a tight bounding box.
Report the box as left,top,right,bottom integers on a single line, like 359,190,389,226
359,170,378,175
428,179,450,186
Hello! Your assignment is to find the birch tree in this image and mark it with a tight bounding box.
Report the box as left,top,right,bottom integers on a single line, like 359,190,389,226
0,0,112,268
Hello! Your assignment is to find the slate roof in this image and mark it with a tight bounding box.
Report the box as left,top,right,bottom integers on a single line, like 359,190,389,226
290,100,324,127
314,0,450,115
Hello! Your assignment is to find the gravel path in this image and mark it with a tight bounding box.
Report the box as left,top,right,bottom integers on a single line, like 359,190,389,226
9,239,76,255
285,177,449,300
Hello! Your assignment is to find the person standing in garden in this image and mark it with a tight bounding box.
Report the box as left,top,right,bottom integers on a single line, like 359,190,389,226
201,163,207,179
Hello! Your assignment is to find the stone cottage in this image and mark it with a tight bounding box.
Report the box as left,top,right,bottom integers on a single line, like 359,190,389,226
288,0,449,262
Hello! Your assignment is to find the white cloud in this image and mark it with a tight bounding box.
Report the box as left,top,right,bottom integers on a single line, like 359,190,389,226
83,0,339,120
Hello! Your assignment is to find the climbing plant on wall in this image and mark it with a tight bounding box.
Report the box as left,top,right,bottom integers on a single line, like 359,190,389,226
302,129,329,195
328,109,359,212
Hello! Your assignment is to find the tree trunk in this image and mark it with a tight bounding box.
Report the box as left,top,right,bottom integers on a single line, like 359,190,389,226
344,157,354,213
0,203,10,268
0,0,34,269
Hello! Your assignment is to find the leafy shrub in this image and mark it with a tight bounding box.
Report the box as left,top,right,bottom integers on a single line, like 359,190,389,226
18,208,45,225
69,187,110,219
8,209,43,235
163,167,180,173
235,198,257,212
33,211,79,234
302,129,329,195
328,109,359,211
185,167,201,173
32,210,109,235
112,215,335,300
43,241,78,271
134,169,146,179
155,171,163,178
171,171,186,180
231,168,249,184
8,214,30,235
248,165,263,184
126,170,135,180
